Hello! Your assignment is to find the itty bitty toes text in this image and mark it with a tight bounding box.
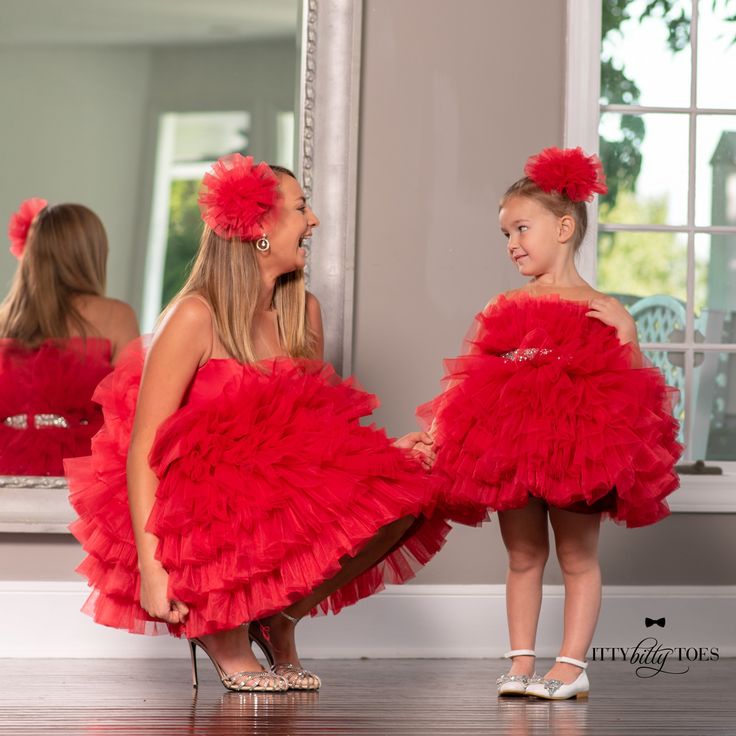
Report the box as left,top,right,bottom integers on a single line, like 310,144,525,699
591,638,719,677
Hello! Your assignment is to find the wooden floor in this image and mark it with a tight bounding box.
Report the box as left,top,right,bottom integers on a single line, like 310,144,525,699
0,658,734,735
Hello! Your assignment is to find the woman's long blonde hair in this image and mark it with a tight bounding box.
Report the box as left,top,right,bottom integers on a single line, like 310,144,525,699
168,167,317,363
0,204,108,347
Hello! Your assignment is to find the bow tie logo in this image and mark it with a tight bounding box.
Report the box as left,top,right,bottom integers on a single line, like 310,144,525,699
645,617,666,628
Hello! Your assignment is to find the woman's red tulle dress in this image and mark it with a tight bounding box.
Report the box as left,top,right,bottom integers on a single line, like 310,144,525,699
417,295,682,528
65,339,450,638
0,337,112,476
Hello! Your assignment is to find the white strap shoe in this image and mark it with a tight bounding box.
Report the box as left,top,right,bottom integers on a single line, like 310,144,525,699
496,649,536,696
525,656,589,700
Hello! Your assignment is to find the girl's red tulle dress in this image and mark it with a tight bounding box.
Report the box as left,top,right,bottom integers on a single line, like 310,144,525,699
65,339,450,638
0,337,112,476
417,295,682,528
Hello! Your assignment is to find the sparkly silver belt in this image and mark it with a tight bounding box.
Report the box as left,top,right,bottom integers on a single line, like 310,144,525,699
2,413,87,429
500,348,555,362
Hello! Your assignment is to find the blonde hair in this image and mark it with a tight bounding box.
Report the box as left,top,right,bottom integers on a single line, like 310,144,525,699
0,203,108,347
167,169,316,363
500,177,588,252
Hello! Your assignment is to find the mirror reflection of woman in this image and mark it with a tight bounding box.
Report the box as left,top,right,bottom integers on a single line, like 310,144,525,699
65,156,450,693
0,200,139,476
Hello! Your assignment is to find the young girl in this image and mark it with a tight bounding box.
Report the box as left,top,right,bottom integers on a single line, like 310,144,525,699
1,200,138,475
418,147,681,700
65,155,449,693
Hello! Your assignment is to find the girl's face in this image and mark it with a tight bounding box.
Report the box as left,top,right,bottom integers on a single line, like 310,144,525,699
264,174,320,275
499,195,566,277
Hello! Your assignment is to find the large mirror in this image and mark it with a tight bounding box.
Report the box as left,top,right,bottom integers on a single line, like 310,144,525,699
0,0,362,530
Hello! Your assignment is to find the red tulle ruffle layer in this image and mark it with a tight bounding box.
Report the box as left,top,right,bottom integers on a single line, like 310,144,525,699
417,295,682,528
66,341,450,638
0,338,112,476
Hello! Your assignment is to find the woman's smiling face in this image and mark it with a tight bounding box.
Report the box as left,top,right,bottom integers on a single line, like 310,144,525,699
266,173,320,275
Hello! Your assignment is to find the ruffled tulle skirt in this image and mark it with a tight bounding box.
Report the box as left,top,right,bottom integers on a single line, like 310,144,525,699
66,341,450,637
417,295,682,528
0,337,112,476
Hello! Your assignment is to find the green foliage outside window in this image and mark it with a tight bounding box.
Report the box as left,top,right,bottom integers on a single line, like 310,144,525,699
161,180,202,308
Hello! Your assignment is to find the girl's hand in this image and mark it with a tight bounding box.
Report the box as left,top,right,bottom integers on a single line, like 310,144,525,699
394,431,436,470
139,561,189,625
586,295,638,345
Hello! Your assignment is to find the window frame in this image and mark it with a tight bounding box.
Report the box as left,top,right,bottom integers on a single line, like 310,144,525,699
565,0,736,512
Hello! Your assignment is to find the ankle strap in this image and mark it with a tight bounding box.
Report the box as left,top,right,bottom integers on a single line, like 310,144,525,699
556,656,587,669
280,610,300,625
504,649,536,659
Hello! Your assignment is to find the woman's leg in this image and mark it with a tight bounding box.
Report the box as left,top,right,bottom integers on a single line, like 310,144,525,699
197,623,266,676
543,507,602,683
498,498,550,677
259,515,416,664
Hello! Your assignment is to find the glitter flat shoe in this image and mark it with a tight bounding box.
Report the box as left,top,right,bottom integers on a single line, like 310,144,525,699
497,649,536,696
525,656,589,700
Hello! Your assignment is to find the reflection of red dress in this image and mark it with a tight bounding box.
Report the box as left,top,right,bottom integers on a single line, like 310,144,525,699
0,337,112,476
417,295,682,528
65,339,450,638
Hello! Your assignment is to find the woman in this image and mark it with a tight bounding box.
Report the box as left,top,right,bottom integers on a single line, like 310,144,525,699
66,155,450,692
0,200,138,475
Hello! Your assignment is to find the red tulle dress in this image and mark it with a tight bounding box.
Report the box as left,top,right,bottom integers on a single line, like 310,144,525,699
417,295,682,528
0,337,112,476
65,339,450,638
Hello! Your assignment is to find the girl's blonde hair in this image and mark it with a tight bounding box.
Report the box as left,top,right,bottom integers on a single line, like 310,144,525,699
168,167,317,363
500,177,588,252
0,203,108,347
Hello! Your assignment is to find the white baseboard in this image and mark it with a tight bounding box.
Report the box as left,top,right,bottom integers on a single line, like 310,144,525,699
0,582,734,658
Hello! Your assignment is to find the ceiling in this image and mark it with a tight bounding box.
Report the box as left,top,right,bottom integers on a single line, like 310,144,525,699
0,0,299,45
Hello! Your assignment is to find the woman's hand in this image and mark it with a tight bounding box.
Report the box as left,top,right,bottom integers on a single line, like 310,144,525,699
586,295,638,345
139,561,189,625
394,431,436,470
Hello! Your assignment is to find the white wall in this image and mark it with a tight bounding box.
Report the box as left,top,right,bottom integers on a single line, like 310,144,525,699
0,45,151,299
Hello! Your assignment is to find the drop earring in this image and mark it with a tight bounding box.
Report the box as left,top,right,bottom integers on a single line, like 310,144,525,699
256,234,270,252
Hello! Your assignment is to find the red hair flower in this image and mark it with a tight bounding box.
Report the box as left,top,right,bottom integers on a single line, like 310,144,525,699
198,154,282,240
524,146,608,202
8,197,48,258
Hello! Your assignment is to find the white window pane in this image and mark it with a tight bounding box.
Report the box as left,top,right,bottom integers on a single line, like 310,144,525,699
598,231,688,343
697,0,736,109
691,351,736,461
599,113,689,226
694,234,736,345
601,0,691,108
695,116,736,226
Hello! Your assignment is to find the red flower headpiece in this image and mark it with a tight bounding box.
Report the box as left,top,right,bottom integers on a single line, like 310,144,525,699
8,197,48,258
524,146,607,202
198,154,282,241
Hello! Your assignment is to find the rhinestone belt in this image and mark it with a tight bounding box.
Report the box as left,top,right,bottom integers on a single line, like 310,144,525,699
500,348,556,362
2,413,87,429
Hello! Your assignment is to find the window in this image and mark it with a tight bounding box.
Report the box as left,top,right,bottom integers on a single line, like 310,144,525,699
566,0,736,509
141,110,295,330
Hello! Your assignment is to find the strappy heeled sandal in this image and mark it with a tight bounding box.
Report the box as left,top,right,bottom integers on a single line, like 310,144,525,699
496,649,537,696
189,634,288,692
250,612,322,691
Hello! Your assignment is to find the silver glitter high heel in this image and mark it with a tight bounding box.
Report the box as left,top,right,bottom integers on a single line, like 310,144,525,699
251,612,322,691
189,634,288,693
496,649,536,696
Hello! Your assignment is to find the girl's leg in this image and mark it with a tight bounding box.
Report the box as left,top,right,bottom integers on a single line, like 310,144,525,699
543,507,602,683
498,498,550,677
259,515,416,664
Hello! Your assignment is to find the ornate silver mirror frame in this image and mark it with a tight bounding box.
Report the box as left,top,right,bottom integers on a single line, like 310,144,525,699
0,0,362,533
